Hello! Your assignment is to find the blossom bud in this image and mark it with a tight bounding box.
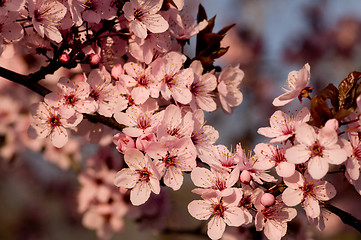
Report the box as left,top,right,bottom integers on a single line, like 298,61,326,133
136,133,157,151
260,193,275,207
240,170,251,183
113,133,135,153
324,118,339,131
88,53,100,66
58,53,70,64
111,64,124,80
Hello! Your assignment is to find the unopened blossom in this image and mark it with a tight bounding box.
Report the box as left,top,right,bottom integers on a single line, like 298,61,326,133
273,63,313,106
255,197,297,240
188,195,246,240
217,65,244,114
28,102,81,148
114,99,163,137
147,138,197,190
285,123,347,179
282,171,336,219
135,132,157,151
191,166,239,198
257,107,310,143
113,133,135,154
28,0,67,42
189,60,217,112
114,149,161,206
151,51,193,104
254,143,295,178
123,0,169,39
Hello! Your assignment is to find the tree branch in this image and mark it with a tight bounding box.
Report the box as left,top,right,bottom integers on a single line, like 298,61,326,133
323,203,361,233
0,66,124,132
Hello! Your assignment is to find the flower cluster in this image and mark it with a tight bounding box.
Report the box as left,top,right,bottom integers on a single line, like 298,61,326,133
0,1,360,240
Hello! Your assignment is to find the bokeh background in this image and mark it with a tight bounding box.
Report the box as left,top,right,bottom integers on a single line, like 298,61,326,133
1,0,361,239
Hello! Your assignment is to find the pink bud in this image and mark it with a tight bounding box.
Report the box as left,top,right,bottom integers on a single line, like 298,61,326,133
113,133,135,153
136,132,157,151
89,53,100,66
240,170,251,183
261,193,275,207
111,64,124,80
59,53,70,64
324,118,339,131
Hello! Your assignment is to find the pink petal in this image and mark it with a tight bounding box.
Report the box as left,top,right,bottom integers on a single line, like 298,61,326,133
323,148,347,165
191,167,213,188
114,168,138,189
295,123,316,146
223,206,245,226
276,161,295,178
308,156,329,179
282,188,303,206
130,181,151,206
314,181,336,201
285,145,310,164
50,126,68,148
188,200,212,220
207,215,226,240
303,196,320,218
164,166,183,190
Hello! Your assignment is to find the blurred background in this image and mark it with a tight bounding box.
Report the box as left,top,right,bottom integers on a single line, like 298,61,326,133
1,0,361,239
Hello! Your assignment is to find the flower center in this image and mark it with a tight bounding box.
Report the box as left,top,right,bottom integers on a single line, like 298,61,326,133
65,94,77,105
212,202,226,217
310,141,324,157
137,168,151,182
89,89,100,101
163,152,177,167
48,115,61,128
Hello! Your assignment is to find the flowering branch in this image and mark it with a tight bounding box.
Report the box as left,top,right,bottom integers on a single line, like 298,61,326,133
324,203,361,233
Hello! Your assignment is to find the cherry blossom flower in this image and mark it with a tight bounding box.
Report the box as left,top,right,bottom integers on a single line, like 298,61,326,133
28,0,67,42
113,133,135,154
80,0,117,24
119,62,160,105
257,107,310,144
87,68,126,117
135,132,157,151
156,104,194,141
273,63,313,106
285,123,347,179
189,60,217,112
217,65,244,114
206,144,239,171
236,186,263,225
255,197,297,240
114,148,161,206
28,102,81,148
191,109,219,162
254,143,295,178
169,10,208,42
0,12,24,42
282,171,336,219
151,51,193,104
344,132,361,181
114,99,163,138
44,77,97,117
0,0,26,15
123,0,169,39
188,195,246,240
147,138,197,190
191,166,239,198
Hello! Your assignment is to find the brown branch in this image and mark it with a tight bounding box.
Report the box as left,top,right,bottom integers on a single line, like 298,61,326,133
0,66,124,132
323,203,361,233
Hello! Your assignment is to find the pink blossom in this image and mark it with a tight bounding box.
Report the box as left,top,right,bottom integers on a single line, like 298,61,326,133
147,138,197,190
344,132,361,181
273,63,312,106
189,60,217,112
113,133,135,154
156,104,193,141
28,0,67,42
257,107,310,143
285,123,347,179
255,197,297,240
87,68,126,117
188,195,246,240
114,148,161,206
254,143,295,177
0,12,24,42
151,51,193,104
0,0,26,15
191,166,239,198
80,0,117,24
135,132,157,151
44,77,97,116
119,62,160,105
217,65,244,114
28,102,81,148
191,109,219,161
123,0,169,39
282,171,336,218
114,99,163,138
